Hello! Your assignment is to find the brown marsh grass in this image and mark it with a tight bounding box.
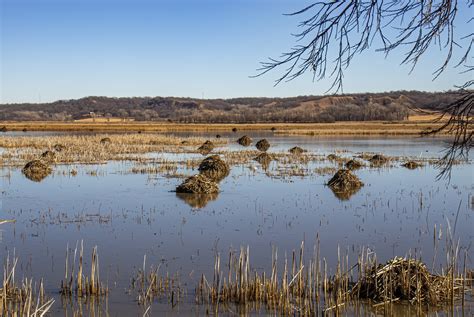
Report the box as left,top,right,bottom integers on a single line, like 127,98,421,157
1,120,449,135
60,241,108,298
1,254,54,316
0,134,226,166
196,239,472,315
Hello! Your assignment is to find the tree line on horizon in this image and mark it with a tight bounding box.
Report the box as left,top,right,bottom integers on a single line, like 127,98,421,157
0,91,460,123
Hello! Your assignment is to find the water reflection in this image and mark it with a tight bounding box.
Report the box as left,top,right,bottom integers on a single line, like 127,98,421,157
176,192,219,208
330,187,363,200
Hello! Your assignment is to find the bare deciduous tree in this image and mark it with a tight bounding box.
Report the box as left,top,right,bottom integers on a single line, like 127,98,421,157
256,0,473,178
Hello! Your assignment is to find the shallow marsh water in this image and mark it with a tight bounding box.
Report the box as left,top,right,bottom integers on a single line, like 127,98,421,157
1,132,473,316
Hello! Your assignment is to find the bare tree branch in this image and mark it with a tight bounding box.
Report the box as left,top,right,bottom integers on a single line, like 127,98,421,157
255,0,473,178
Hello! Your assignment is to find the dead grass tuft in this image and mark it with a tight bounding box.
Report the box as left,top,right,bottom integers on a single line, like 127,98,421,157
176,174,219,194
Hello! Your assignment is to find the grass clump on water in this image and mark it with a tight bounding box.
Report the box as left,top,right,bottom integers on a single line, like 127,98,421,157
197,140,215,155
22,159,52,182
255,139,270,152
402,161,423,169
237,135,252,146
198,155,230,182
289,146,306,155
176,174,219,194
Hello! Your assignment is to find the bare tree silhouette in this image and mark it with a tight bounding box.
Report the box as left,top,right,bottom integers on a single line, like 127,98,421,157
256,0,472,178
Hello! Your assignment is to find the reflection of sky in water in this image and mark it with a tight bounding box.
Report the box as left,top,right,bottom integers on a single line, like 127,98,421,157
0,135,473,315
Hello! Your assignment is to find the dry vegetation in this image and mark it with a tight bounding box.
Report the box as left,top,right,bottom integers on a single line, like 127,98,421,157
1,255,54,316
0,134,226,166
195,240,472,315
0,118,453,135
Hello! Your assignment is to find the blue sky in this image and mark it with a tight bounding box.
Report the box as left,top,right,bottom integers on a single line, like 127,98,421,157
1,0,472,103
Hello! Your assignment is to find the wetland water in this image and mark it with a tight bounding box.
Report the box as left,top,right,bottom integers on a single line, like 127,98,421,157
1,132,473,316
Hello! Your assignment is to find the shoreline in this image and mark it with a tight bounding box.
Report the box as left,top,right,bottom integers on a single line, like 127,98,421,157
0,120,450,136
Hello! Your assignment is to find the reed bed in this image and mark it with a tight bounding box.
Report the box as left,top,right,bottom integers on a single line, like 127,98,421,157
1,254,54,316
196,240,472,315
0,134,226,166
60,241,108,298
131,256,185,306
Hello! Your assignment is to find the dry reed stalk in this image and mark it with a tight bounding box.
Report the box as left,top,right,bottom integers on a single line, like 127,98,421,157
60,241,108,298
0,254,54,316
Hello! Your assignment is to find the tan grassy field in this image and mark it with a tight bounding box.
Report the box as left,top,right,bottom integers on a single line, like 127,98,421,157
0,115,451,135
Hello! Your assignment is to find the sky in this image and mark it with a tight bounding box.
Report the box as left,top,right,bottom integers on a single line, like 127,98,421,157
1,0,473,103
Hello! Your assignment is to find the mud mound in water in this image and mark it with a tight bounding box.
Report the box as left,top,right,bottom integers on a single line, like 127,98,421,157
0,126,7,132
289,146,306,155
232,127,238,133
100,137,111,144
22,160,52,182
41,150,56,163
176,192,218,208
197,140,215,155
369,154,388,166
198,155,230,182
176,174,219,194
354,257,460,306
345,159,363,170
327,169,363,193
255,139,270,152
402,161,423,169
237,135,252,146
327,154,340,161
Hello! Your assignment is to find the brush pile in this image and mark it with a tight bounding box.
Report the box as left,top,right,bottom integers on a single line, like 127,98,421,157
345,159,362,170
197,140,215,155
255,139,270,152
327,154,340,161
176,174,219,194
237,135,252,146
198,155,229,182
41,150,56,163
327,169,363,192
22,160,52,182
354,257,460,306
289,146,306,155
402,161,423,169
369,154,388,165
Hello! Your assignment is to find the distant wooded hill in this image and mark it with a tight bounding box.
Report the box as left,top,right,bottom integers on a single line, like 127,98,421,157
0,91,460,123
